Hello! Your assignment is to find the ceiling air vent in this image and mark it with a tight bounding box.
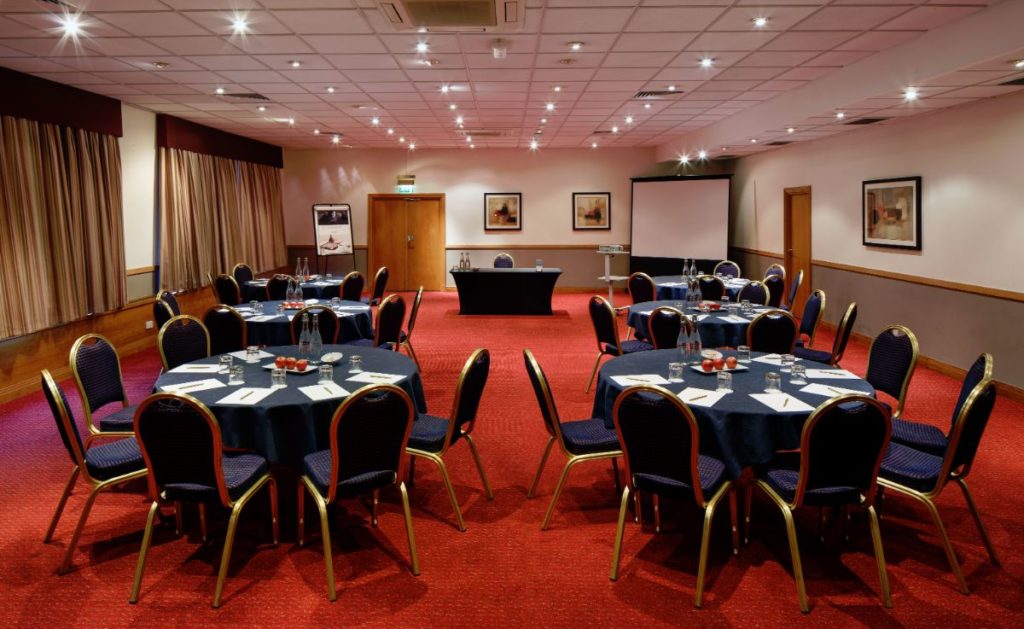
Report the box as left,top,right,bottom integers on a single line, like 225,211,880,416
224,92,271,101
998,76,1024,86
717,155,737,160
36,0,76,7
377,1,523,32
845,117,888,125
457,128,515,137
633,89,684,100
765,141,791,146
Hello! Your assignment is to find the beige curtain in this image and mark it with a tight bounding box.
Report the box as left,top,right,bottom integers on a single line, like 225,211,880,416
0,115,126,339
159,148,286,291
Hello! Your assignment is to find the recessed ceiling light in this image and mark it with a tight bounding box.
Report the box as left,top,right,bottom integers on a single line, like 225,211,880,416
545,103,555,112
440,84,450,94
535,129,543,135
787,127,795,133
150,61,169,70
553,85,562,92
667,85,677,92
399,137,405,143
409,142,416,150
449,103,457,110
287,117,295,125
643,103,652,109
558,58,577,65
1014,59,1024,69
387,128,394,135
58,13,82,38
466,136,472,142
835,111,845,119
289,60,302,68
417,27,428,34
591,142,598,148
332,135,340,144
326,86,335,94
611,126,619,133
257,105,267,112
529,139,539,150
371,117,379,126
625,115,633,124
698,149,707,159
679,154,689,164
752,17,768,28
231,14,249,35
215,87,225,95
699,57,714,69
455,115,464,124
540,118,547,124
415,42,429,54
721,146,728,151
568,41,583,51
903,87,919,101
470,144,475,148
313,129,320,135
750,138,758,143
419,58,440,66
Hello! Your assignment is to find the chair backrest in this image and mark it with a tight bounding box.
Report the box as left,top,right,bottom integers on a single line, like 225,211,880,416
648,306,691,350
588,295,621,354
764,275,785,308
764,263,786,280
212,273,242,306
942,380,997,482
791,395,890,508
69,333,128,427
41,369,87,471
799,289,826,345
713,260,741,278
612,385,708,506
405,286,424,337
493,253,515,268
158,315,211,371
290,306,340,344
949,354,993,432
373,294,407,348
445,348,491,446
232,263,254,285
523,349,564,444
134,393,232,506
202,305,247,355
830,302,858,366
369,266,389,305
154,298,175,330
697,275,725,301
626,272,656,305
340,271,365,302
327,384,414,504
747,309,799,354
266,275,291,300
865,325,919,416
737,280,769,306
786,269,804,309
157,290,181,316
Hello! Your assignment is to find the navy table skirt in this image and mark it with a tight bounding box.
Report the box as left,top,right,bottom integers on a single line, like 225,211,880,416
651,275,748,302
243,279,344,302
591,349,874,479
154,345,426,469
240,300,373,346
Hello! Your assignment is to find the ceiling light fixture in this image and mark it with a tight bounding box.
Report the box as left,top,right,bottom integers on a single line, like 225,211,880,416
257,105,267,112
313,129,320,135
399,137,405,143
698,149,707,159
215,87,225,95
835,111,845,119
540,118,547,124
1014,59,1024,69
58,13,82,38
625,115,633,124
591,142,598,148
611,126,619,133
455,115,464,124
289,60,302,68
408,142,416,150
287,117,295,125
787,127,795,133
492,38,508,59
470,144,475,148
371,117,380,126
667,85,677,92
415,42,429,54
568,41,583,51
529,139,539,150
750,138,758,143
387,128,394,135
466,136,472,142
449,103,457,110
553,85,562,92
332,135,340,144
679,154,689,164
231,14,249,35
440,84,450,94
326,86,335,94
150,61,169,70
545,103,555,112
644,103,652,109
417,27,428,34
699,57,714,69
752,17,768,28
903,87,919,101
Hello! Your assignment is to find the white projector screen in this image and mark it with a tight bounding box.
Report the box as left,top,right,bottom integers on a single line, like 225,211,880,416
631,177,730,260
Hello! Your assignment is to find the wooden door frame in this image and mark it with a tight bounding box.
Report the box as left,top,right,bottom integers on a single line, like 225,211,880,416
783,186,811,311
367,193,446,290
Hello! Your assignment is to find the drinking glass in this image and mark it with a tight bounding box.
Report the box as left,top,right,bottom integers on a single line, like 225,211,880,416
318,364,333,383
330,297,342,310
720,295,730,309
716,371,733,392
348,355,363,373
737,345,751,363
668,362,684,383
535,259,543,271
790,364,807,385
780,354,795,373
249,300,261,315
271,368,287,387
325,273,333,281
228,365,245,385
764,372,782,393
245,346,260,363
741,299,751,314
218,355,233,374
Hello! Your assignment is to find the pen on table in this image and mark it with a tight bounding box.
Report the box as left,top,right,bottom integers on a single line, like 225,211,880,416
240,390,253,401
626,376,648,382
323,386,334,395
177,381,205,390
828,386,843,395
690,394,708,401
783,397,789,408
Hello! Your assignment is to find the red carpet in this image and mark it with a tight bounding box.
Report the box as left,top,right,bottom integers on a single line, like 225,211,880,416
1,291,1021,627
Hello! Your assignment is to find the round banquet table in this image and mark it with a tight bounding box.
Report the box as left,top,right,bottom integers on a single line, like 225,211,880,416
238,300,373,346
154,345,426,469
651,275,749,302
243,278,343,302
627,300,777,348
591,349,874,479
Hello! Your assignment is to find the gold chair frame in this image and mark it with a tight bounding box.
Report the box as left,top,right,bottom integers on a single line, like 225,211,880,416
587,295,628,394
368,266,389,306
764,263,786,281
713,260,741,277
371,293,406,349
157,315,211,372
202,304,248,352
266,274,292,301
290,305,341,344
866,324,920,419
231,262,253,282
399,286,424,370
785,269,805,311
340,270,366,302
69,333,135,441
737,280,771,306
801,289,827,348
696,274,726,301
647,306,692,350
746,309,800,354
493,252,515,267
827,302,857,366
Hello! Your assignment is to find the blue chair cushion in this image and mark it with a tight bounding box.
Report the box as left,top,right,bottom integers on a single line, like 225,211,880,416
604,340,654,355
163,453,268,503
97,404,138,432
302,449,397,498
879,442,943,493
408,414,452,452
343,338,375,347
794,346,831,363
560,418,621,455
84,438,144,481
763,468,863,506
891,418,948,457
632,455,727,498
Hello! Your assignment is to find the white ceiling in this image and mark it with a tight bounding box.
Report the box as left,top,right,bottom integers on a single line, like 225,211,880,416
0,0,1021,154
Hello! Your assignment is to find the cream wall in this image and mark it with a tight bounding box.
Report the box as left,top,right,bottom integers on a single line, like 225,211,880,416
281,147,654,248
118,104,156,271
731,90,1024,293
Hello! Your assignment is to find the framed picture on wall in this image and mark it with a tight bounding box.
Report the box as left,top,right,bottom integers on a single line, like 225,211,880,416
572,192,611,230
863,176,922,250
484,192,522,231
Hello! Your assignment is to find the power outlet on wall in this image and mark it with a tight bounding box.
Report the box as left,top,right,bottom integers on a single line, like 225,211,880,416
145,320,154,330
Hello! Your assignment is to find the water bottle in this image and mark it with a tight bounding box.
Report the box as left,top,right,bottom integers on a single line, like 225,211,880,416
295,257,302,278
690,258,698,278
693,277,703,305
304,257,311,279
310,315,323,358
299,313,312,356
677,321,691,364
682,258,690,281
691,317,703,361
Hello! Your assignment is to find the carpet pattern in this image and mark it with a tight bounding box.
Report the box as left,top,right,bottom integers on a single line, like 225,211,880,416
1,291,1021,627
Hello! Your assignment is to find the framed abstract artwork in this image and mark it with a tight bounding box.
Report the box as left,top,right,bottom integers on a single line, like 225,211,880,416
863,177,922,250
484,192,522,231
572,192,611,230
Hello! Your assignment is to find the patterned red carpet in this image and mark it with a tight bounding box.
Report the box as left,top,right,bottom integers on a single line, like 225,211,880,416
1,291,1021,627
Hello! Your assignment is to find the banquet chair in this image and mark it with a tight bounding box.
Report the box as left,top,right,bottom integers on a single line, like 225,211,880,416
129,393,279,608
795,302,857,366
398,286,424,370
407,348,493,531
157,290,181,317
586,296,654,393
737,280,770,306
878,378,998,594
764,275,786,308
340,271,365,302
154,297,175,331
210,273,242,306
713,260,741,278
69,333,137,438
750,395,892,613
764,263,786,280
41,370,147,575
266,274,292,301
648,306,692,350
609,386,738,608
344,294,406,350
747,310,799,354
626,272,656,305
493,253,515,268
794,289,826,350
158,315,211,371
231,263,254,285
865,325,919,419
891,354,992,457
784,269,804,311
697,275,726,301
290,306,341,344
297,384,420,601
524,350,622,530
364,266,389,306
202,305,247,355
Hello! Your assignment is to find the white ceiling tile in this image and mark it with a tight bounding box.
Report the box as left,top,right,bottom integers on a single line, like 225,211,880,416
713,66,784,80
773,66,833,81
738,51,818,67
0,37,97,56
303,35,387,54
378,34,461,54
611,32,698,52
181,11,290,35
543,8,636,33
687,31,778,52
35,72,112,85
536,33,618,53
794,6,909,31
185,55,268,71
803,50,874,67
55,56,139,72
94,12,208,37
761,31,858,52
147,37,241,55
341,69,408,82
464,54,536,69
879,6,982,31
326,54,399,70
231,35,316,55
708,6,819,31
6,13,128,38
626,7,726,33
835,30,922,52
270,10,371,34
0,57,75,72
469,68,533,81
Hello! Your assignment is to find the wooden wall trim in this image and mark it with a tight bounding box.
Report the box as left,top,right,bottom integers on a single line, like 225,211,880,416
731,246,783,259
812,259,1024,304
126,265,157,276
447,244,615,251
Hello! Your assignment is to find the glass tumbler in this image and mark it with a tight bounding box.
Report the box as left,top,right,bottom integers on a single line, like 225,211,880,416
348,355,363,373
716,371,733,392
668,362,684,383
228,365,245,385
737,345,751,363
318,364,333,383
271,368,287,387
741,299,751,314
780,354,795,373
790,364,807,385
535,259,543,271
218,355,233,374
249,300,261,315
245,346,260,363
330,297,342,310
764,371,782,393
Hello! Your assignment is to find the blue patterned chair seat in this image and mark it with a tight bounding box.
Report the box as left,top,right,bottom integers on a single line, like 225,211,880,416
632,455,726,497
605,340,654,355
758,451,864,506
794,346,831,363
163,453,268,502
879,443,943,493
560,418,621,455
96,405,138,432
891,419,947,456
302,449,397,497
408,414,453,452
84,438,144,481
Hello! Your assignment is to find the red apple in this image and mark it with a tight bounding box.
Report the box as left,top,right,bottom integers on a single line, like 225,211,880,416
285,356,297,369
713,357,725,370
725,356,738,369
295,358,309,372
701,359,714,372
274,356,286,369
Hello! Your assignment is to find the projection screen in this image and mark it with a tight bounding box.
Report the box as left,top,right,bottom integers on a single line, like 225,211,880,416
630,176,731,261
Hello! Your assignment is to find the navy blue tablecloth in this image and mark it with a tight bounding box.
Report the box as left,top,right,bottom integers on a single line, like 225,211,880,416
591,349,874,479
651,275,748,302
154,345,426,469
243,279,344,302
627,300,777,348
240,300,372,346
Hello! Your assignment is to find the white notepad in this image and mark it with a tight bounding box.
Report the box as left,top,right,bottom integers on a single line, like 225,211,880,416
676,387,729,408
750,392,815,413
752,354,802,366
335,305,370,311
169,363,221,374
804,368,860,380
299,382,351,401
347,371,405,385
216,387,276,405
161,378,225,394
799,383,865,398
248,315,277,323
610,374,670,386
229,349,273,361
718,315,749,324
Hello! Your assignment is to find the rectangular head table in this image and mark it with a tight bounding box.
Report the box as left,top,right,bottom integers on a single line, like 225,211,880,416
451,268,562,315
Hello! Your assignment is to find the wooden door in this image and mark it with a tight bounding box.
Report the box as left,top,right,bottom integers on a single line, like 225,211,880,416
368,196,410,290
367,194,446,291
784,187,812,314
405,197,446,290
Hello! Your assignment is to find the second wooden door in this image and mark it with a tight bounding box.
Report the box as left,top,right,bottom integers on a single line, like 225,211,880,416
367,194,446,291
